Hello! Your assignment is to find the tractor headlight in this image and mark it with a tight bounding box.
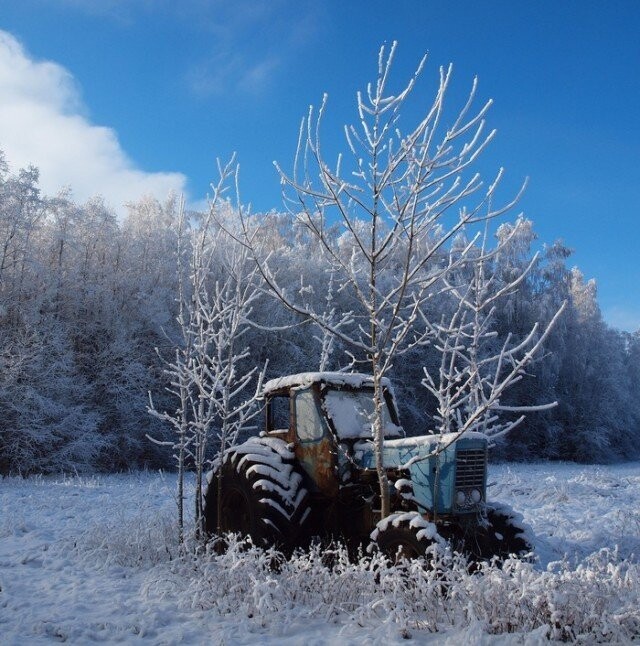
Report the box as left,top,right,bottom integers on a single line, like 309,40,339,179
470,488,482,503
455,490,467,506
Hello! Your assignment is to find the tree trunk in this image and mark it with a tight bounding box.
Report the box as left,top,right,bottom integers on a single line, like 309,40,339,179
373,368,390,517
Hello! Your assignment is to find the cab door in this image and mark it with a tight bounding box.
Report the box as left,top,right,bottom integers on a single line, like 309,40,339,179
292,386,338,497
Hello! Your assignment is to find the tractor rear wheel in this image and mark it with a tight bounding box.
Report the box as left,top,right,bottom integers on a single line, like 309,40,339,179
204,437,310,551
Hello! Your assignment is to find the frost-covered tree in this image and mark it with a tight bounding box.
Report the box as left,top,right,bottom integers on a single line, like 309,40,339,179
422,222,565,448
149,162,264,540
0,157,44,318
546,269,639,461
0,112,637,475
0,316,103,475
235,43,526,516
200,213,266,536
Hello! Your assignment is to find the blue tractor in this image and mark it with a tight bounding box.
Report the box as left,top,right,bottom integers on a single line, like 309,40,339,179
204,372,531,560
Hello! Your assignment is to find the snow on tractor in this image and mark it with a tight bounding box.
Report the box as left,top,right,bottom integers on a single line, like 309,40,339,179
203,372,532,561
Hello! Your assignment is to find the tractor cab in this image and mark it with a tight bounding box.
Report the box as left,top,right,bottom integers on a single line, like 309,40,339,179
262,372,402,497
262,371,489,521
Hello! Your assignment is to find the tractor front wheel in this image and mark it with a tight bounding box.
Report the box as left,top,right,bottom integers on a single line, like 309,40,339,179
458,503,533,561
372,512,443,563
484,505,532,559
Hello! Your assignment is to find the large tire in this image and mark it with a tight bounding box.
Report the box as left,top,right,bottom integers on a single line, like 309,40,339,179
484,503,532,558
204,437,310,551
372,512,444,562
462,502,533,561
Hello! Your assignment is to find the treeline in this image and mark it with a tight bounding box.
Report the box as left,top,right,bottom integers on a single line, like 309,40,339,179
0,151,638,474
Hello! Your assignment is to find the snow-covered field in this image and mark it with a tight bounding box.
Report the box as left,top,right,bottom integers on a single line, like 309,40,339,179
1,462,639,644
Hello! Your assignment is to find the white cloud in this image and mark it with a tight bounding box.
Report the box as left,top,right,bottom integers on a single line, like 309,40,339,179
0,30,187,218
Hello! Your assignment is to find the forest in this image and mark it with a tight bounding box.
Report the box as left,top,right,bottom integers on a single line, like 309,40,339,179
0,145,638,476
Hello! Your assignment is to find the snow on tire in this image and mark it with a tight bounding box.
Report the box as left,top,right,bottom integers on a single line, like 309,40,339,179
204,437,310,550
371,511,445,562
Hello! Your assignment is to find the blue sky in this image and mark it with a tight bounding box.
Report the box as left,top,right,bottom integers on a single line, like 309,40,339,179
0,0,638,331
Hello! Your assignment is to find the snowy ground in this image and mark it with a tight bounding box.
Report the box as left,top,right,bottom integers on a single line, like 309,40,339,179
1,462,639,644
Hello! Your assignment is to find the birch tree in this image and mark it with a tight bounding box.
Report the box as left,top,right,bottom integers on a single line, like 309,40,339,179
236,43,525,517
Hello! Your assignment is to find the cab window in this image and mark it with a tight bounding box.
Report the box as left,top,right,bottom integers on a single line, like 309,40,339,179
268,395,290,432
295,389,324,442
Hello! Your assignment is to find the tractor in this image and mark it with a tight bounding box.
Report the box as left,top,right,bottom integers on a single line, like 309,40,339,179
203,372,531,560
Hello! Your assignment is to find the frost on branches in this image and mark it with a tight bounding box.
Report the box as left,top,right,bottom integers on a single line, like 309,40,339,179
422,223,565,449
148,160,265,542
234,43,548,516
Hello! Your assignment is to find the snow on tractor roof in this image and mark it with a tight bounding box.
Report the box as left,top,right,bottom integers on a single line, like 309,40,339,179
262,372,392,396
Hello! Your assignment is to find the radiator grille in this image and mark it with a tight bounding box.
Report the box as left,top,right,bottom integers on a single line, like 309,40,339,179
455,448,486,489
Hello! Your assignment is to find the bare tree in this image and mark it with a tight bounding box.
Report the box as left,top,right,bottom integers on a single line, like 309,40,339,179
422,223,566,452
147,196,196,544
235,43,525,517
0,160,44,314
148,160,264,541
198,209,266,536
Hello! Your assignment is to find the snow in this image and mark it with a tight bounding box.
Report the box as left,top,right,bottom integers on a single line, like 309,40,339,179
323,388,402,439
246,463,293,492
371,511,444,545
1,462,639,643
259,496,293,521
225,437,303,506
383,430,488,449
262,372,391,396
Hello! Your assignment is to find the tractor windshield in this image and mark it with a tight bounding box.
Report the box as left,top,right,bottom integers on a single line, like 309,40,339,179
323,388,402,439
